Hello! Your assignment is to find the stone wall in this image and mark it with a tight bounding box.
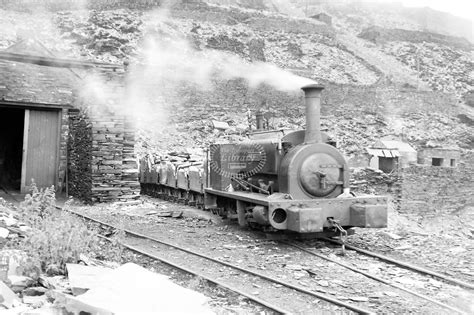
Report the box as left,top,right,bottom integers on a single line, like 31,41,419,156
350,157,474,222
397,163,474,221
68,108,140,203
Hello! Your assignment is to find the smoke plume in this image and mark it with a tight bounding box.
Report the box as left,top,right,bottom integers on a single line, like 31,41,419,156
137,35,315,92
98,7,317,133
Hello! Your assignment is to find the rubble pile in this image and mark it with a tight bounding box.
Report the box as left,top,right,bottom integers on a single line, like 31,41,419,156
181,20,378,84
313,1,472,42
54,9,379,85
358,26,472,50
0,198,31,241
381,42,473,97
319,2,423,34
0,199,56,312
55,10,142,63
388,111,473,149
321,112,389,156
138,90,473,159
1,6,471,160
350,167,399,196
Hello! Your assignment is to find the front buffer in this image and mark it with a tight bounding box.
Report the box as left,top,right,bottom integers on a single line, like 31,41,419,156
266,195,388,233
205,190,387,234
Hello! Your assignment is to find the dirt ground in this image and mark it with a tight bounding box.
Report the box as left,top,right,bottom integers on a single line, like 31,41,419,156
70,196,474,314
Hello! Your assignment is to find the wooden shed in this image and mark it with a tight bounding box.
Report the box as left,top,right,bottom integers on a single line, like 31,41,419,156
367,139,417,173
0,39,76,193
0,39,140,202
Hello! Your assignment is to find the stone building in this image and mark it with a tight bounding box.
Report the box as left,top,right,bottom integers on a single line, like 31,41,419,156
0,39,139,202
310,12,332,25
367,139,417,173
417,145,460,167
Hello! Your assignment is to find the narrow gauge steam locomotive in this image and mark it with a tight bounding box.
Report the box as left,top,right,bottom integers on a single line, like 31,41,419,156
140,85,388,237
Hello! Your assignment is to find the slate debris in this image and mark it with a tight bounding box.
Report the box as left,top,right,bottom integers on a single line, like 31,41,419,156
55,10,142,62
5,8,465,160
350,167,399,195
0,199,30,239
381,42,472,99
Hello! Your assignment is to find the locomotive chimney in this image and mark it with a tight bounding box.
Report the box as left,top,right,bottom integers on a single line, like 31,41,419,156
301,84,324,144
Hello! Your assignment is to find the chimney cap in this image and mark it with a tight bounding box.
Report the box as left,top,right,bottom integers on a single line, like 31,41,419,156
301,84,325,91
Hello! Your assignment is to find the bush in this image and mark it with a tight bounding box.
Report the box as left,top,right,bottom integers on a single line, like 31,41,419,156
18,183,100,275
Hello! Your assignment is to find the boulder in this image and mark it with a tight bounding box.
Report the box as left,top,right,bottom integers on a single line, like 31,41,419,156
7,275,35,293
0,280,21,309
61,263,213,314
66,264,111,296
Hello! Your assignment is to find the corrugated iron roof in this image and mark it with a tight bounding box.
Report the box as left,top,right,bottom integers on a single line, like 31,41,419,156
367,148,400,158
373,139,416,153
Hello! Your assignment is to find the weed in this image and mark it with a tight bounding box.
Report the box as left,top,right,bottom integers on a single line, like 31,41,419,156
20,181,56,225
17,182,101,275
97,228,126,263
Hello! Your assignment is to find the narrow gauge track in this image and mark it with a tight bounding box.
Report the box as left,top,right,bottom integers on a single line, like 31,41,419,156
322,237,474,290
284,241,468,314
62,207,373,314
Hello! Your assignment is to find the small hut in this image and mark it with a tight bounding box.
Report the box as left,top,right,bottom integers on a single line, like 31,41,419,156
418,145,460,167
367,139,417,173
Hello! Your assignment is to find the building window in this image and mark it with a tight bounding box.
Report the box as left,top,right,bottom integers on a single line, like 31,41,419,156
450,159,456,167
432,158,443,166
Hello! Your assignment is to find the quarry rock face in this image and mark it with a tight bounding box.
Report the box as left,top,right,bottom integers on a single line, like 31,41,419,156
358,26,472,49
47,5,472,158
0,2,472,202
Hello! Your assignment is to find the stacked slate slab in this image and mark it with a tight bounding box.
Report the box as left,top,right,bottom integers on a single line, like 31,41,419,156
69,110,140,203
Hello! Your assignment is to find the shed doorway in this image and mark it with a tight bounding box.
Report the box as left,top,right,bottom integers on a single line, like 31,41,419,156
378,157,398,173
0,106,61,193
0,108,24,190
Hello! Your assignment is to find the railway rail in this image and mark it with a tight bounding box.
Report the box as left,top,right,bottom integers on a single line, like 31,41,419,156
284,241,468,314
322,237,474,290
62,207,373,314
60,205,472,314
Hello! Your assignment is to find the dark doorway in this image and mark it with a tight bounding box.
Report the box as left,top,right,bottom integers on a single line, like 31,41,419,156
378,157,397,173
432,158,443,166
0,107,24,190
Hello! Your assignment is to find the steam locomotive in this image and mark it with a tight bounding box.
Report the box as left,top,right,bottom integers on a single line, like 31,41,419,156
140,85,387,237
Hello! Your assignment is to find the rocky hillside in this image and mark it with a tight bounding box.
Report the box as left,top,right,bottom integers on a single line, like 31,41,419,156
0,0,472,159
